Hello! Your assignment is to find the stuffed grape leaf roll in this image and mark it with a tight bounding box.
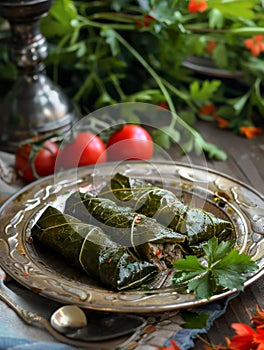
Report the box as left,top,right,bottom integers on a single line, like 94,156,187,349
64,192,186,270
99,173,234,247
31,206,158,290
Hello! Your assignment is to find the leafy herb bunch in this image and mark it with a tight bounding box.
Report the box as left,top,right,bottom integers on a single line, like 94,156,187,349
0,0,263,158
172,236,258,300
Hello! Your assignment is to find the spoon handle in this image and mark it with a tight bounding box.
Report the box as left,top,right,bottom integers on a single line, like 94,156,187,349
0,270,38,325
0,268,136,349
0,271,73,343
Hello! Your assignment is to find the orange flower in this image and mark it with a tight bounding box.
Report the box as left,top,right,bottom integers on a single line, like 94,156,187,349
205,308,264,350
228,323,257,349
135,14,155,27
254,327,264,348
157,339,182,350
188,0,208,13
199,104,216,115
240,126,263,138
252,306,264,328
199,104,231,129
206,40,217,53
215,116,230,129
244,35,264,56
157,101,169,110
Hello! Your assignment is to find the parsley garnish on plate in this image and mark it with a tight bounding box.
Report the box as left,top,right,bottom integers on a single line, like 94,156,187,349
172,237,258,300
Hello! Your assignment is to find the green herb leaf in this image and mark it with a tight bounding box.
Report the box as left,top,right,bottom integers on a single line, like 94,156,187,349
188,271,217,300
152,125,182,150
209,8,224,29
181,310,209,329
174,255,206,273
172,237,258,299
101,29,120,56
178,110,196,126
152,128,171,149
41,0,78,37
210,0,256,20
196,136,228,161
202,238,235,265
181,137,194,153
213,43,228,69
252,79,264,114
190,80,221,101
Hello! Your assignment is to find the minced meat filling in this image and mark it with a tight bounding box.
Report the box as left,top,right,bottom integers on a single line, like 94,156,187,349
142,242,184,270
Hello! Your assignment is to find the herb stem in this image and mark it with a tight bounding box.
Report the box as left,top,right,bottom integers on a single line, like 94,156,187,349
52,34,72,83
113,30,223,153
114,31,178,115
162,79,197,111
78,15,135,30
74,73,95,103
195,334,212,347
184,26,264,35
110,74,126,100
90,12,141,23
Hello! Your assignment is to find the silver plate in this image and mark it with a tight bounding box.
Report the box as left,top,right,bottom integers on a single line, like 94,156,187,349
0,161,263,313
182,56,244,79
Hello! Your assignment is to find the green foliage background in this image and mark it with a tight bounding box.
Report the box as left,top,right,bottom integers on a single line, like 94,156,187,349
0,0,263,158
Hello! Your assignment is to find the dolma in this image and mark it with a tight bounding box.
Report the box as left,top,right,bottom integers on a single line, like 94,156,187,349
64,193,186,270
31,206,158,290
99,173,234,246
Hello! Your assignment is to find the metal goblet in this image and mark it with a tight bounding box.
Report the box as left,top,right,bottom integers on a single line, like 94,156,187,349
0,0,78,152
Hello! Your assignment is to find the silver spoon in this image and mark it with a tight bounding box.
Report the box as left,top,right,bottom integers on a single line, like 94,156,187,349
54,308,146,342
0,267,145,348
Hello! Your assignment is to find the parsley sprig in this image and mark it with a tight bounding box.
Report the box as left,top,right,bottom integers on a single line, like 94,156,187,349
172,237,258,300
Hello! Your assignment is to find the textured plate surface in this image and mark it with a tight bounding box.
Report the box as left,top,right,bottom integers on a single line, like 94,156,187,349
0,161,263,313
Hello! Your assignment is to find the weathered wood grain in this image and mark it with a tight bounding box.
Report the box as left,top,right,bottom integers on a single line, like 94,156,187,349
191,121,264,349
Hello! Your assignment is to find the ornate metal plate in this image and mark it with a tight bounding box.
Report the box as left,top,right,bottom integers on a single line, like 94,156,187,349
0,161,263,313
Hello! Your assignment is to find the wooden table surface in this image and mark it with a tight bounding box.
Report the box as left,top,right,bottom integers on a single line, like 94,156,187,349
182,121,264,349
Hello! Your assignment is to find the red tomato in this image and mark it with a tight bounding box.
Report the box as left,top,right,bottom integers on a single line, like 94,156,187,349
107,124,153,161
58,132,107,169
15,140,59,183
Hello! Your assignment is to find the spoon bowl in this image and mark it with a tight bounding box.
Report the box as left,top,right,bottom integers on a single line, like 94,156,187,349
50,305,87,334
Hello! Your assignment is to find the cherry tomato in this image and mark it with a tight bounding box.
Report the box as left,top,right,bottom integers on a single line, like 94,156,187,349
107,124,153,161
15,140,59,183
57,132,107,169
